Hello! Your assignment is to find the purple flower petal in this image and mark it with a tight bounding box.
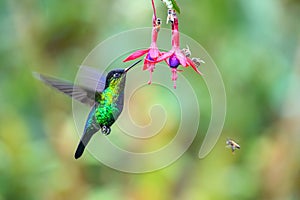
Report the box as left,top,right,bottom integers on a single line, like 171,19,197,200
146,53,154,61
169,54,180,68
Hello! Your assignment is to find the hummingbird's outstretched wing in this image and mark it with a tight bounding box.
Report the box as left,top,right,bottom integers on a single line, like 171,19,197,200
77,65,106,92
33,72,98,107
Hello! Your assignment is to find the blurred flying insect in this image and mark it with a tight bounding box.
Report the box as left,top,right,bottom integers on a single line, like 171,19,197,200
181,45,191,58
34,60,141,159
226,138,240,153
191,57,205,68
181,45,205,68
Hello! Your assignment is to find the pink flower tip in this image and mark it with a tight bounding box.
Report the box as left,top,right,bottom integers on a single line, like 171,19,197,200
123,49,149,62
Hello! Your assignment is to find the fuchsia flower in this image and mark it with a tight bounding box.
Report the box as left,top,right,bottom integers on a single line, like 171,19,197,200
123,16,161,84
124,1,204,88
157,16,203,88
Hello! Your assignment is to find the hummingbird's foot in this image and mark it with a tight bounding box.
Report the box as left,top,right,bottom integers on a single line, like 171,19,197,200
101,126,111,135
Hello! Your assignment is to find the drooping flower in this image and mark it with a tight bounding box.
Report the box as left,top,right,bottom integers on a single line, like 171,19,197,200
157,16,203,88
124,0,203,88
123,16,161,84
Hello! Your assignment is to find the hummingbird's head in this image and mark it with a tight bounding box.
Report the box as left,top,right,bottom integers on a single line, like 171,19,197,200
105,60,142,88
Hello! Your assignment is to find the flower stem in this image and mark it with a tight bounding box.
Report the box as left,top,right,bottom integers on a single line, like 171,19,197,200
151,0,157,20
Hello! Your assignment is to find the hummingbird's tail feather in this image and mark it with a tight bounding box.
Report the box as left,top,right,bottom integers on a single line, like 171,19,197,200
75,131,92,159
74,126,98,159
75,141,88,159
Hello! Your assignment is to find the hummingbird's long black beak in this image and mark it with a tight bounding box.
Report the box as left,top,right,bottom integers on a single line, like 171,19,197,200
124,59,142,72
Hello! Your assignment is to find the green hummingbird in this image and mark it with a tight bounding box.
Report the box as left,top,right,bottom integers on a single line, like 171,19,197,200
34,60,141,159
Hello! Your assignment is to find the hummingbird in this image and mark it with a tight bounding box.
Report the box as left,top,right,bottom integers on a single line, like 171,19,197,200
34,60,142,159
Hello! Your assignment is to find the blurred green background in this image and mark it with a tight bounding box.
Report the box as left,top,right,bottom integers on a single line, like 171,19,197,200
1,0,300,199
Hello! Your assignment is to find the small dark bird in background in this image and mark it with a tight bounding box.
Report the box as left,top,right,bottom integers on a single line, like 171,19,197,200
34,60,141,159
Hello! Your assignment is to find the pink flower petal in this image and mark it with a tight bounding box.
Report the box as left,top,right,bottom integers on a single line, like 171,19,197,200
164,58,170,66
175,49,187,67
172,31,180,47
148,65,155,84
144,62,156,84
143,58,150,70
151,27,158,43
148,63,155,72
149,46,159,59
172,18,179,31
157,51,174,62
123,49,149,62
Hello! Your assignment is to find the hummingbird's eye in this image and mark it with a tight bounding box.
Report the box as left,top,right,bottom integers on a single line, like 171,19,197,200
113,73,121,78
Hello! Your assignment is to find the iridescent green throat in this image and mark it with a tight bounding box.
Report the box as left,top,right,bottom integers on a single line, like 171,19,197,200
94,77,125,126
